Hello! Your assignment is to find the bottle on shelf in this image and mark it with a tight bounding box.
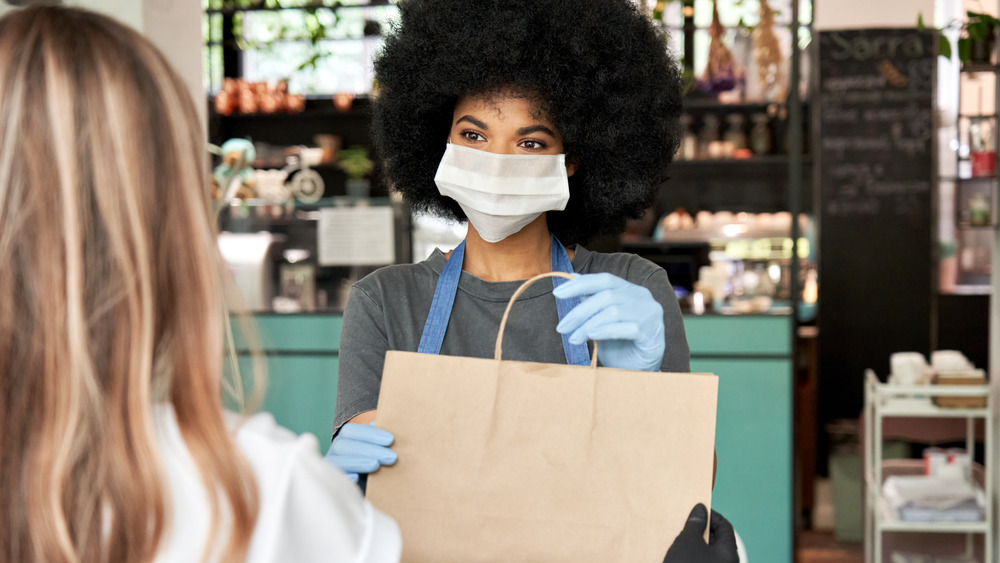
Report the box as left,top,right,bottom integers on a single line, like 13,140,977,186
750,113,772,155
969,116,996,178
697,114,720,159
677,114,697,161
724,113,749,158
968,192,991,226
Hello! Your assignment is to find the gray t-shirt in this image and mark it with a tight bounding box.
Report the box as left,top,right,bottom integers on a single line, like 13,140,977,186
332,245,690,435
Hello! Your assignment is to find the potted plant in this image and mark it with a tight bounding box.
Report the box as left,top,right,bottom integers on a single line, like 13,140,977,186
337,146,373,198
964,11,999,63
919,11,1000,64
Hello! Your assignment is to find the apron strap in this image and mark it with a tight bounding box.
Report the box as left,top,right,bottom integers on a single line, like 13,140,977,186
416,240,465,355
417,233,589,366
550,235,590,366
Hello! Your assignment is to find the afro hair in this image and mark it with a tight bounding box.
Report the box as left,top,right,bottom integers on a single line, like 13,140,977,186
372,0,684,245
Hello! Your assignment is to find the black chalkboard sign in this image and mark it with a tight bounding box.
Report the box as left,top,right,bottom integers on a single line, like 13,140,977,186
819,30,934,219
817,29,935,425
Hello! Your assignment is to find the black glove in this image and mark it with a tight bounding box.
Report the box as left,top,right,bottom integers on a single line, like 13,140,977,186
662,504,739,563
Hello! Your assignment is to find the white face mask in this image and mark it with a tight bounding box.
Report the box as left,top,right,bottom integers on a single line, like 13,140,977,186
433,143,570,243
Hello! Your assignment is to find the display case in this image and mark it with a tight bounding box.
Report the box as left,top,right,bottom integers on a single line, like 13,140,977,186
638,0,813,312
623,211,816,318
216,196,409,313
209,91,410,314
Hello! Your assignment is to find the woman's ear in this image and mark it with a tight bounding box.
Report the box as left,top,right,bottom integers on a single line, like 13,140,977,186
565,156,578,178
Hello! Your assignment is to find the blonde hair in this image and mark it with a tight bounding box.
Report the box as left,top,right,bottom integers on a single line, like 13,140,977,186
0,6,259,562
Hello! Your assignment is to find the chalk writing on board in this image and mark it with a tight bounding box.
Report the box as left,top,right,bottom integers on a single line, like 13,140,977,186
818,29,933,218
824,30,926,61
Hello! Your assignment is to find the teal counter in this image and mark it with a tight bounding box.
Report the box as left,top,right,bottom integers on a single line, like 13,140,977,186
229,314,342,455
236,312,793,562
686,314,793,563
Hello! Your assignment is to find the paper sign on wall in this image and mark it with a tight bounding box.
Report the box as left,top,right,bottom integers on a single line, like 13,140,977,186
318,206,395,266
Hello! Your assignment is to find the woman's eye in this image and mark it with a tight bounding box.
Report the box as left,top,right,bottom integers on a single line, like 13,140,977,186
460,131,485,142
519,140,547,150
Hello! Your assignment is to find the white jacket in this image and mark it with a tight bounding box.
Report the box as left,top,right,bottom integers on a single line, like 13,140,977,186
152,404,401,562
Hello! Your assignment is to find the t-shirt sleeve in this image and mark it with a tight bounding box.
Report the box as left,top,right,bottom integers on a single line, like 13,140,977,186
234,413,402,563
637,266,691,373
333,284,388,437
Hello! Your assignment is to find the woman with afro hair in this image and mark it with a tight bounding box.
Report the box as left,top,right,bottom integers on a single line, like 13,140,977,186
327,0,739,559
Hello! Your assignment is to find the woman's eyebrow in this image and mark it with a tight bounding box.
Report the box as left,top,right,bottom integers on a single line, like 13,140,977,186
516,124,556,137
456,115,488,129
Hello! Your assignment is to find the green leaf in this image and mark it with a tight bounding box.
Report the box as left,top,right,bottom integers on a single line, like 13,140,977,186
917,13,925,30
968,20,990,40
680,67,695,95
958,37,971,62
297,51,322,71
939,34,952,59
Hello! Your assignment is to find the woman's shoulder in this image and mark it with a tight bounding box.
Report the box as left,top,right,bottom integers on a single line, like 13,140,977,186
573,246,666,285
226,409,317,459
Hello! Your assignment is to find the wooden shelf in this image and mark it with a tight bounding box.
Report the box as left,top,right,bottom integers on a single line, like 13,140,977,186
939,175,997,182
212,108,370,120
873,491,988,533
940,285,991,295
205,1,393,16
209,95,373,119
961,62,1000,73
681,99,810,112
672,155,804,167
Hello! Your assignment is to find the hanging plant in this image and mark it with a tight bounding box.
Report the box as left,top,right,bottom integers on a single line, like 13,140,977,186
751,0,786,101
696,0,743,93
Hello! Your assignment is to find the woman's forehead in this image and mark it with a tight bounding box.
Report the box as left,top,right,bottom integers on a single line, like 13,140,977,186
453,89,554,125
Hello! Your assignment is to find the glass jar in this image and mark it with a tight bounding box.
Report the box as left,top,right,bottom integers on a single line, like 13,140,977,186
698,114,720,159
724,114,748,152
969,116,996,177
677,114,697,161
728,262,776,313
968,192,991,226
750,113,771,155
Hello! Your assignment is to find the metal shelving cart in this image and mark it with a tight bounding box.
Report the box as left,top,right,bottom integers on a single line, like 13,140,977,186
863,370,993,562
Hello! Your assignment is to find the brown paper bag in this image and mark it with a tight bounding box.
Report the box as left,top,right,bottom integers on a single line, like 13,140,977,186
367,272,718,563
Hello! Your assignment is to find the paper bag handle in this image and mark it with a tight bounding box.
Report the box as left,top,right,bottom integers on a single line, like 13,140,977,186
495,272,599,368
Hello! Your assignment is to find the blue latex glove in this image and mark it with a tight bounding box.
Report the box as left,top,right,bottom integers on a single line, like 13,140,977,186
553,273,665,371
662,504,739,563
324,422,397,482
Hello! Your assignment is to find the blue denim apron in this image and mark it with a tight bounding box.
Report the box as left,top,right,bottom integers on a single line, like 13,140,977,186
417,232,590,366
